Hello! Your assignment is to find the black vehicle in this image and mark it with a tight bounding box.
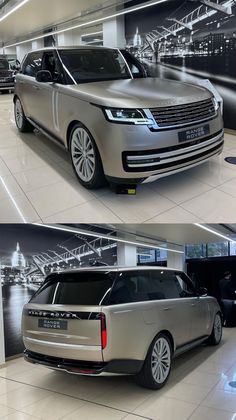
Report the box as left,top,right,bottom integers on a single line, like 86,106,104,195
0,56,16,93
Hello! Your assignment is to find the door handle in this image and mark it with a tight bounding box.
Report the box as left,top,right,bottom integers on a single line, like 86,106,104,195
163,307,171,311
33,85,40,91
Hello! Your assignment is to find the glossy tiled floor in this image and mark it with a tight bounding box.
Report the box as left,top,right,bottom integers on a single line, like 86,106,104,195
1,94,236,223
0,328,236,419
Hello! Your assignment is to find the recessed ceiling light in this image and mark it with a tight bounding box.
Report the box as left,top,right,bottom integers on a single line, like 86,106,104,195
0,0,30,23
194,223,236,244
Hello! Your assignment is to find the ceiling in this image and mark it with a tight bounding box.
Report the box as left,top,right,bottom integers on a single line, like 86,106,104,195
0,0,134,45
109,224,236,246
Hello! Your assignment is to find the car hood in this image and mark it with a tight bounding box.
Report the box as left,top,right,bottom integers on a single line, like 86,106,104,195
64,78,212,108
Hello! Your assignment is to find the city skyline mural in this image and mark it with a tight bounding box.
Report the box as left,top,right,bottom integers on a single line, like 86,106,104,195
125,0,236,129
0,224,117,357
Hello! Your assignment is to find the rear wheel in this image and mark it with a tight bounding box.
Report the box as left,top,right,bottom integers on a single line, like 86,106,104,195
14,97,34,132
136,333,172,390
207,312,222,345
69,123,106,189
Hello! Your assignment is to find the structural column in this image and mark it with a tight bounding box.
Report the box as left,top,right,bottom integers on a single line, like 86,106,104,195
167,245,185,271
103,16,126,48
16,43,32,62
117,240,137,267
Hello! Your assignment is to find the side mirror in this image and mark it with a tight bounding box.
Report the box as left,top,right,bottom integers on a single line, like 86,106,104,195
198,287,208,296
36,70,53,83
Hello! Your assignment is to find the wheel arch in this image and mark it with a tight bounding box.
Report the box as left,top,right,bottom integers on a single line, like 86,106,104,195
145,329,175,360
66,120,80,150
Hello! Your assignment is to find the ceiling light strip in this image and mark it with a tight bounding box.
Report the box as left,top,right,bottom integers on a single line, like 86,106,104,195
4,0,168,48
33,223,184,254
194,223,236,244
0,0,30,23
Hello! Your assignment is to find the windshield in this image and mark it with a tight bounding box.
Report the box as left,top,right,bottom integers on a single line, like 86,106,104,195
59,49,131,84
0,59,10,70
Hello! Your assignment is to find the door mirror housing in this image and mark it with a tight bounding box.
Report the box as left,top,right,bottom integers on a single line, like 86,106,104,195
198,287,208,296
36,70,53,83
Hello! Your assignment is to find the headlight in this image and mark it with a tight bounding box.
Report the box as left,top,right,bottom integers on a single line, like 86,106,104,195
104,108,153,125
213,97,219,112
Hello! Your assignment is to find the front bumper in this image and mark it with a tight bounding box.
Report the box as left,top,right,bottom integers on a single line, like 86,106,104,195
0,82,14,91
24,350,143,376
94,111,224,184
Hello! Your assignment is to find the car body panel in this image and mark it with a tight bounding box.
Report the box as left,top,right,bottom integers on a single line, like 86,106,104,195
22,266,222,375
14,46,224,184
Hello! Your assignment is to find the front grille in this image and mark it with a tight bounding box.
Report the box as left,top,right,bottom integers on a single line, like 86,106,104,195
150,98,216,128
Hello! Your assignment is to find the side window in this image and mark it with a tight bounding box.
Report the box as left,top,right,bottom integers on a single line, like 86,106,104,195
42,52,64,83
174,272,197,298
120,50,146,78
149,270,182,300
22,52,42,77
109,271,150,304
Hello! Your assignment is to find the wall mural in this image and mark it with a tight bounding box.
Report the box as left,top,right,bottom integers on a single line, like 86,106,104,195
0,225,117,357
125,0,236,129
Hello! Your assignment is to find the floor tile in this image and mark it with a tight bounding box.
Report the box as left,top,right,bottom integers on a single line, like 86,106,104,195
181,189,236,222
189,406,236,420
0,175,24,200
146,206,202,223
217,177,236,198
1,413,38,420
0,195,40,223
3,155,50,174
182,370,221,388
43,199,122,222
14,165,73,193
0,378,24,396
0,158,11,177
165,382,211,404
202,388,236,412
0,404,15,418
22,393,85,420
26,181,95,218
134,395,196,420
150,172,212,205
0,384,50,410
99,186,175,222
62,402,125,420
186,157,236,187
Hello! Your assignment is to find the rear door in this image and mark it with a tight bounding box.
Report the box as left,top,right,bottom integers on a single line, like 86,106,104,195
22,271,114,361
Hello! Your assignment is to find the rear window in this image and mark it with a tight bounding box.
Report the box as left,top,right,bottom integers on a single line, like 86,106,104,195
30,272,115,305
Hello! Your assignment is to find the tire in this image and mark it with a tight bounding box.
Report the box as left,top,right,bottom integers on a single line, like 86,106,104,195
206,312,222,345
14,97,34,133
69,123,106,189
136,333,172,390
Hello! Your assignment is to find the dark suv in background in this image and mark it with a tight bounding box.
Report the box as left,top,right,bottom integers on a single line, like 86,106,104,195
0,56,16,93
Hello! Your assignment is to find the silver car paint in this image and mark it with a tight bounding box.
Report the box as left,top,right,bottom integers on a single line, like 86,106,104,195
14,47,224,183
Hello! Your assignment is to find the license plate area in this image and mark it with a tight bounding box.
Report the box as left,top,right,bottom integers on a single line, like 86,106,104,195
178,124,210,143
38,319,68,330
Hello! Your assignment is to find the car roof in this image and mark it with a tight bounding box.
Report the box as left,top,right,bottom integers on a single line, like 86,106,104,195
47,266,181,276
28,45,118,53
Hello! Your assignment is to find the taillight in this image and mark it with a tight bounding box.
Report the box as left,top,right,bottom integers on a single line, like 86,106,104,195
100,313,107,350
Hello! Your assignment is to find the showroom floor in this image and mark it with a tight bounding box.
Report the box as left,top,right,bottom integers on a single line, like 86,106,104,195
1,94,236,223
0,328,235,420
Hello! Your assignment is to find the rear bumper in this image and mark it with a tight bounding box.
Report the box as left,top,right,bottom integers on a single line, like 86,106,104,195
24,350,143,376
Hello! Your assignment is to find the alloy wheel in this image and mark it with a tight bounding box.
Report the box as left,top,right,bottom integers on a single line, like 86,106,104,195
214,313,222,343
15,99,23,129
151,337,171,384
71,127,96,183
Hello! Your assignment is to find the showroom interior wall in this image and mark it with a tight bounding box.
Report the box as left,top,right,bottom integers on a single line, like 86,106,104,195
125,0,236,130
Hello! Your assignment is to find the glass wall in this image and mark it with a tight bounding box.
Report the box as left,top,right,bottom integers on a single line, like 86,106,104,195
186,241,235,258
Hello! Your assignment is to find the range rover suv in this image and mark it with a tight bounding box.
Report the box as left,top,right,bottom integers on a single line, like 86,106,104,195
22,267,222,389
0,56,15,93
14,47,224,189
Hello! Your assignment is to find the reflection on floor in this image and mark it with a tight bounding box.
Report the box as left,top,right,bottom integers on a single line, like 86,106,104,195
0,328,236,419
1,94,236,223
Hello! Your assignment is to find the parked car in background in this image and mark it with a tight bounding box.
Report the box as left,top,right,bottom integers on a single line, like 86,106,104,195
14,46,224,189
0,56,16,93
22,266,222,389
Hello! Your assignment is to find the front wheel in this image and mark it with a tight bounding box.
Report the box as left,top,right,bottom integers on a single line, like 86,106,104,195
14,98,34,132
207,312,222,345
69,123,106,189
136,333,172,390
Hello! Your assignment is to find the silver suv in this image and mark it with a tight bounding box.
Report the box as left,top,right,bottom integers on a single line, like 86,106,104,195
22,267,222,389
14,46,224,189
